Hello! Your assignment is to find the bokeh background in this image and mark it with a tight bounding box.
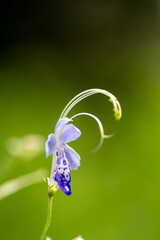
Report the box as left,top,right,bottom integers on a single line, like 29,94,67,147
0,1,160,239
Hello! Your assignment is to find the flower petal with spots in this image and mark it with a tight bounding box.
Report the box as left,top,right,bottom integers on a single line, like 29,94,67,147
52,148,72,195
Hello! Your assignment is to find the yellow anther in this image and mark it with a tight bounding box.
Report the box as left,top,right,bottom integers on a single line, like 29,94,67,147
115,115,120,121
113,108,120,121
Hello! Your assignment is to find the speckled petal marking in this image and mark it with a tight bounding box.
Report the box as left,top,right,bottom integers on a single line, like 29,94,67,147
53,149,72,195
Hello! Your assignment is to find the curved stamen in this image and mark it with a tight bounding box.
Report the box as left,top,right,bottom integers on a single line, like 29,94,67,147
71,112,113,153
60,88,122,120
60,91,94,118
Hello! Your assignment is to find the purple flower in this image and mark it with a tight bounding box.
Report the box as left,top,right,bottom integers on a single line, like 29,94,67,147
45,89,122,196
45,118,81,195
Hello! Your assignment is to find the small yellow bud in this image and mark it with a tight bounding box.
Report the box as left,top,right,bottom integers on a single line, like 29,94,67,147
48,184,59,197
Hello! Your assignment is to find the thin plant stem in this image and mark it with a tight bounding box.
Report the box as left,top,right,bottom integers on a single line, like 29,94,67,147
0,168,47,200
40,196,53,240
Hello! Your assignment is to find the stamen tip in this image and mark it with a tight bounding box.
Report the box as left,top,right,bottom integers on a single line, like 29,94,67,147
115,116,121,121
113,108,121,120
109,98,113,103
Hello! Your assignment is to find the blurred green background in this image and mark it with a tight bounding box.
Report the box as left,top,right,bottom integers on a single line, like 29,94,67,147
0,1,160,239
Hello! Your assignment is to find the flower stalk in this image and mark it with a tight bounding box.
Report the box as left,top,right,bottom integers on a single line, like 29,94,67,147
40,195,53,240
41,88,122,239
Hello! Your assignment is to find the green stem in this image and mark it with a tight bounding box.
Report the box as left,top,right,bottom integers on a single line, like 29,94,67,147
40,196,53,240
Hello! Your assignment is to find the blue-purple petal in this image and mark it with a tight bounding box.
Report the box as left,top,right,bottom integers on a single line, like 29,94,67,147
53,148,72,195
54,118,72,133
64,144,80,170
59,184,72,195
45,134,56,157
60,124,81,144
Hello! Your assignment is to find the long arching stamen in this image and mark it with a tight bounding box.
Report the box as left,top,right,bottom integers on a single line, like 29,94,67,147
60,88,122,120
60,91,95,118
71,112,113,153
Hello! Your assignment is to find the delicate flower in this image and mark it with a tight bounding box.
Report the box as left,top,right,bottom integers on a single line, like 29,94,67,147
45,118,81,195
45,88,122,196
